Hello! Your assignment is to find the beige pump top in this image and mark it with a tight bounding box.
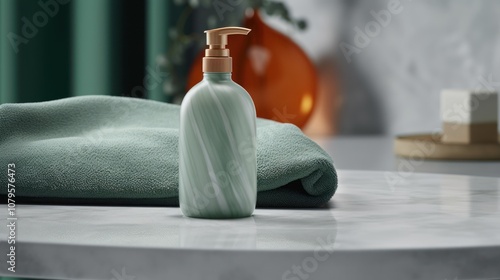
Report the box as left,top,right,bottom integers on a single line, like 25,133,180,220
203,27,251,73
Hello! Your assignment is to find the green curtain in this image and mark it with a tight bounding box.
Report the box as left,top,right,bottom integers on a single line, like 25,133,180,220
146,0,171,102
72,0,120,96
0,0,17,103
0,0,177,104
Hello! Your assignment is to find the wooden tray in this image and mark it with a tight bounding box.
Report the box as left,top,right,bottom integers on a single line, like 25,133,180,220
395,134,500,160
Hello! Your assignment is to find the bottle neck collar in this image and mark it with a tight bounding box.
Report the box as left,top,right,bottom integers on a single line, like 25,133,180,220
203,56,232,72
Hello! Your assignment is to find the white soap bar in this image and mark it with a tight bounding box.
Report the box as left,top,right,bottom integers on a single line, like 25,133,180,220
440,89,498,124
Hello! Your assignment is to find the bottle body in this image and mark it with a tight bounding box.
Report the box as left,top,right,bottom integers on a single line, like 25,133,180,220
179,73,257,219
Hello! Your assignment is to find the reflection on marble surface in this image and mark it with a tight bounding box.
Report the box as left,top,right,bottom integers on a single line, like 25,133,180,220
0,207,337,250
440,176,499,218
1,170,499,280
179,211,337,250
180,216,257,249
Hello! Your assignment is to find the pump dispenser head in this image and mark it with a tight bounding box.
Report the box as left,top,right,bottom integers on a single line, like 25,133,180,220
203,27,251,73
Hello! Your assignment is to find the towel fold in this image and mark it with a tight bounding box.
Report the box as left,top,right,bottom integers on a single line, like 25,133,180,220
0,96,337,207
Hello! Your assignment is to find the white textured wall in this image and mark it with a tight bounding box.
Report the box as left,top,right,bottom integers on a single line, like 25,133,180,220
266,0,500,135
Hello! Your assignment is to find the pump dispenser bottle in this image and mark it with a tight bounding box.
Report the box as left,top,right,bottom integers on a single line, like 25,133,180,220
179,27,256,219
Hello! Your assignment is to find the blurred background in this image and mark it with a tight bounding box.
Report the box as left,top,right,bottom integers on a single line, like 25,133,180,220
1,0,500,137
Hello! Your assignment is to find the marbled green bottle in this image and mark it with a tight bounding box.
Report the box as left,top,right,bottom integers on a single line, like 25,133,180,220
179,27,256,219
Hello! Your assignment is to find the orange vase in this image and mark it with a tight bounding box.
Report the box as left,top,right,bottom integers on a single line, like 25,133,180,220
187,10,317,128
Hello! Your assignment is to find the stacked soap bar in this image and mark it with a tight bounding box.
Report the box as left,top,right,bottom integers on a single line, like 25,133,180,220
441,89,498,144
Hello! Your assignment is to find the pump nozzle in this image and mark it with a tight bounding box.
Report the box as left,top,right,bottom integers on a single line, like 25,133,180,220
203,27,251,73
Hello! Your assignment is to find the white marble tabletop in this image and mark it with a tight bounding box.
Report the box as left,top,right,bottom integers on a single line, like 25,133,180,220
1,170,500,280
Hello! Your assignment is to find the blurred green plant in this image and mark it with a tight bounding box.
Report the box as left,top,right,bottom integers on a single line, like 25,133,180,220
251,0,307,30
160,0,307,103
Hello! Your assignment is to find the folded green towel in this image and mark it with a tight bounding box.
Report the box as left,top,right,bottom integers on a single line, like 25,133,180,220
0,96,337,207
